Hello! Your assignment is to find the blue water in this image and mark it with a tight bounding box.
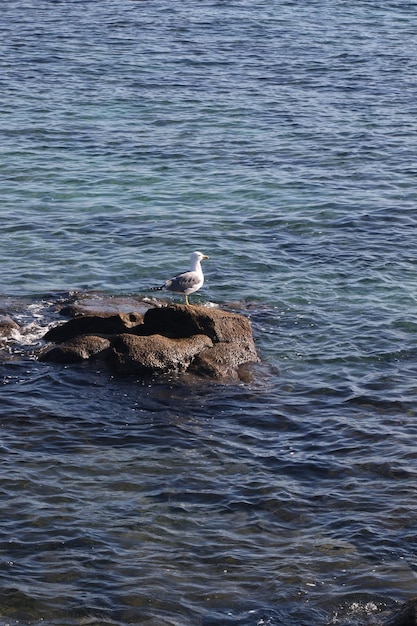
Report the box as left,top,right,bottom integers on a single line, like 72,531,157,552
1,1,417,624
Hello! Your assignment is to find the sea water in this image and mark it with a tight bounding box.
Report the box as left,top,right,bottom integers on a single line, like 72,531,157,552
1,1,417,624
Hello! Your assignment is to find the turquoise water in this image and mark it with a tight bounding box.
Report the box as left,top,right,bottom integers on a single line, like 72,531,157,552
1,1,417,624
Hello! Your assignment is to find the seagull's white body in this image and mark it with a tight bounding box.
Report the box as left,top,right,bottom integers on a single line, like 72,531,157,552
153,251,209,305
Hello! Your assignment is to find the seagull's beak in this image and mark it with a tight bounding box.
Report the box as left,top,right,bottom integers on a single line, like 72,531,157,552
203,255,209,260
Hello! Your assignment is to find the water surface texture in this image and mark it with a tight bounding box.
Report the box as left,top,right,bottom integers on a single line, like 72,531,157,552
1,1,417,624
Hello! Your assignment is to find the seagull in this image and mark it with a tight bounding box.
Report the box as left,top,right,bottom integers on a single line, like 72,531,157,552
151,251,209,305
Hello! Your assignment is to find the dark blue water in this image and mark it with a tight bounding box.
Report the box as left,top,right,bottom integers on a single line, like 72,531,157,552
1,1,417,624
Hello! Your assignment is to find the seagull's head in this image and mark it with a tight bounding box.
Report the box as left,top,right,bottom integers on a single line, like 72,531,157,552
191,251,209,263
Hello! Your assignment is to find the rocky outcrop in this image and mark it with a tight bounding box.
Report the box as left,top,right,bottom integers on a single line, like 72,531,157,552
39,304,259,382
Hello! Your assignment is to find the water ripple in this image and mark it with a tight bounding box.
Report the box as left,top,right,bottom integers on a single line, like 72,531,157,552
1,0,417,623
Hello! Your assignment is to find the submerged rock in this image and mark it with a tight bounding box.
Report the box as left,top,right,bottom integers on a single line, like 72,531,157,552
58,293,150,318
385,598,417,626
39,304,259,382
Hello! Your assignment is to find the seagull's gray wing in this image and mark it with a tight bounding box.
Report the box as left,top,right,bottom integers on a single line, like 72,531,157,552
165,271,201,292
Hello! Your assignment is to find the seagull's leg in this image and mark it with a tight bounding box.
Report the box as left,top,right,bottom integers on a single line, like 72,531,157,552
185,294,189,305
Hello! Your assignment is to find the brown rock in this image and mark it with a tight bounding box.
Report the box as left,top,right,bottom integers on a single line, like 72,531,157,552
0,316,20,338
143,304,255,343
138,305,259,379
43,313,143,343
39,303,259,381
190,341,258,381
110,333,213,375
39,335,111,363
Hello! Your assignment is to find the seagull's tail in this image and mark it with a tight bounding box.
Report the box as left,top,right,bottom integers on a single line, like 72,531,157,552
150,285,164,292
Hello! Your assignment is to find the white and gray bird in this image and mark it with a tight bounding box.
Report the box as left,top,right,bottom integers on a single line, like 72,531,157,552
151,251,209,305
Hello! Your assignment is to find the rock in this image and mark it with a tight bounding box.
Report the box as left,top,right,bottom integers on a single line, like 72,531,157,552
144,305,259,380
190,342,258,381
110,333,213,375
143,304,254,343
385,598,417,626
44,312,143,343
0,316,20,339
40,304,259,381
58,294,150,318
39,335,111,364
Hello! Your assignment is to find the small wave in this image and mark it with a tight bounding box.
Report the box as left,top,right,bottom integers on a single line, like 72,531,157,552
1,299,60,357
